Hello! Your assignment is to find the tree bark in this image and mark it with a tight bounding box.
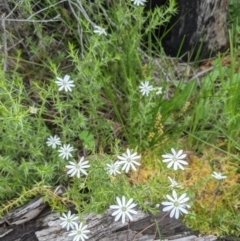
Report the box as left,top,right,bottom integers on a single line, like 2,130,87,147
147,0,230,60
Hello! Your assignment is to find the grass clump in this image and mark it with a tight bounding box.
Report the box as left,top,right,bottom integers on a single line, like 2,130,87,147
0,0,240,239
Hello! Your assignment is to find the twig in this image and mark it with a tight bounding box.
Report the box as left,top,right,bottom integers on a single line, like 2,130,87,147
127,221,130,241
5,0,63,23
7,38,24,51
98,3,116,27
68,0,84,56
73,0,96,27
189,66,214,81
27,0,67,20
4,0,23,19
67,0,102,56
0,228,13,238
3,0,31,57
6,17,61,23
1,13,8,72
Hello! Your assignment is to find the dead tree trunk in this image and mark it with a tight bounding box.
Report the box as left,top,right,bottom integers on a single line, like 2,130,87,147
147,0,230,60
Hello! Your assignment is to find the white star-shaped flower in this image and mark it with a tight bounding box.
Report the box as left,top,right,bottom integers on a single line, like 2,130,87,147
46,135,61,149
68,222,90,241
55,74,75,92
65,157,90,178
59,210,78,231
212,171,227,180
162,190,190,219
29,106,38,114
168,176,182,189
110,196,138,223
93,25,107,36
117,148,141,173
58,144,74,160
162,148,188,171
139,81,153,96
131,0,147,6
106,162,121,176
156,87,163,95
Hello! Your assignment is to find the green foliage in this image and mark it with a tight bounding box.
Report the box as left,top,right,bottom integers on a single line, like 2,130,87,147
0,0,177,212
0,0,239,238
187,46,240,152
228,0,240,49
79,130,95,151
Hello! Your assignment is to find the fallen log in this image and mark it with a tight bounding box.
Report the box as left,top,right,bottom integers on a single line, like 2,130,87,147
0,195,200,241
3,189,237,241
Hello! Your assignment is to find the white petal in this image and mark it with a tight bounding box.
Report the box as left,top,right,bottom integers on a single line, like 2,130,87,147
166,195,175,203
116,197,122,207
125,211,133,221
121,212,126,223
178,153,187,159
123,163,130,173
126,198,133,207
122,196,126,206
127,202,137,210
174,208,180,219
129,163,136,171
110,204,120,210
126,149,131,156
178,206,188,214
162,201,174,206
167,161,174,169
172,190,178,200
173,162,180,170
178,193,187,202
67,169,75,175
162,154,173,159
80,169,88,176
177,149,183,156
162,205,173,212
70,170,77,177
170,208,176,218
171,148,177,155
76,170,81,178
127,209,138,215
118,156,127,161
115,211,122,222
162,158,172,162
132,160,141,166
112,209,121,216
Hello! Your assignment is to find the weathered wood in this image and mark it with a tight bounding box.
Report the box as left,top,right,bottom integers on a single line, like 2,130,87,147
0,198,199,241
147,0,229,60
1,195,235,241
